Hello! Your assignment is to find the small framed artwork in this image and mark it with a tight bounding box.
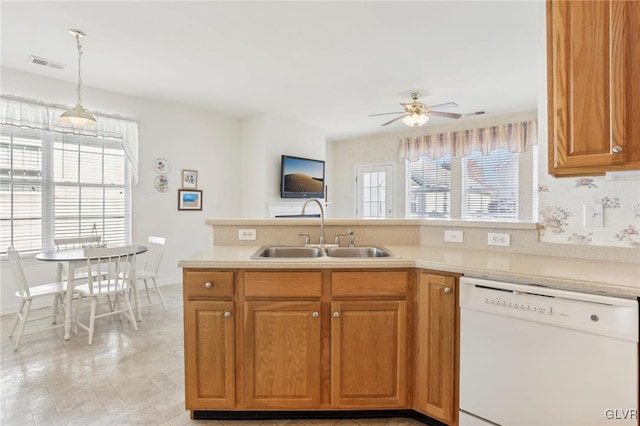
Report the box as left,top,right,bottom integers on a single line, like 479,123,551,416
182,169,198,189
178,189,202,211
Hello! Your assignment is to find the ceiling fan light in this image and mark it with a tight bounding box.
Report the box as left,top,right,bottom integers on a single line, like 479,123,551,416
60,104,97,126
402,112,429,127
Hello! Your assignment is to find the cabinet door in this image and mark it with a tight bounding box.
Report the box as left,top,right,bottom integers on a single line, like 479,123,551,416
331,300,407,408
547,0,640,175
414,273,457,424
184,300,235,409
244,301,322,408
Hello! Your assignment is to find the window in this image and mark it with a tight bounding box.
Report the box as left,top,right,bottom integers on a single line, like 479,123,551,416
463,148,518,220
356,164,394,218
408,154,451,218
1,125,130,255
407,146,537,221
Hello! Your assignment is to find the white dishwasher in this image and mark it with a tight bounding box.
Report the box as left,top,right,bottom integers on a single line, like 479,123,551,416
459,276,639,426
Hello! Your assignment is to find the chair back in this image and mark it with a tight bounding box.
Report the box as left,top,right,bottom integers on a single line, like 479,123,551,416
143,236,166,275
55,236,101,250
7,248,31,298
84,246,137,295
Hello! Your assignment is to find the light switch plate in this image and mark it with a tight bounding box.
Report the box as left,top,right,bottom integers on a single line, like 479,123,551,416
444,230,463,243
583,204,604,227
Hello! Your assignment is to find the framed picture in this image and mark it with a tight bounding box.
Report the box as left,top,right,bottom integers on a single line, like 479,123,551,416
182,169,198,189
178,189,202,211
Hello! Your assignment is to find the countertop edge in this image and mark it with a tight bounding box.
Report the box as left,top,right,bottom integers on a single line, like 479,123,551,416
178,245,640,298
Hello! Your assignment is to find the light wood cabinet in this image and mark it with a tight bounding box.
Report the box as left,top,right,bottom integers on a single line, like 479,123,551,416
547,0,640,176
183,267,459,422
244,301,322,408
243,272,323,409
331,300,407,408
184,298,235,409
413,272,458,425
183,270,235,409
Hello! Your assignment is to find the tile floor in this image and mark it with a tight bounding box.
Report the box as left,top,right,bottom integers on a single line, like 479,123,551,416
1,283,426,426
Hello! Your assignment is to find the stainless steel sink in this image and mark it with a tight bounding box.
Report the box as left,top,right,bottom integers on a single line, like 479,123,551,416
324,246,393,258
251,245,395,259
251,246,323,259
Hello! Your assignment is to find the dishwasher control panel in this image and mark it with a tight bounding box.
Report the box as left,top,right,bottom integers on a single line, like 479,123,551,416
460,276,638,342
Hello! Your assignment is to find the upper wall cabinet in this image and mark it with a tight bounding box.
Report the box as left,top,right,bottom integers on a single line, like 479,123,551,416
547,0,640,176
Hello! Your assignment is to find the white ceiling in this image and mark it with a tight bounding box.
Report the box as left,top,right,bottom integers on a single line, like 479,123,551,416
1,1,540,141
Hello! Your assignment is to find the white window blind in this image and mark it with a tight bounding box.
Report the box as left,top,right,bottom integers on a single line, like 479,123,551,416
463,148,518,220
408,154,452,218
0,127,43,253
1,125,130,255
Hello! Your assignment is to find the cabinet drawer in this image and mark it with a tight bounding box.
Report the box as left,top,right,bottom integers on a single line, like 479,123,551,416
244,271,322,298
332,271,407,298
184,270,234,298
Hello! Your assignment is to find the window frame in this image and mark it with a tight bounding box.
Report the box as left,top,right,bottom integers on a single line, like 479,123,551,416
1,125,132,257
405,145,538,222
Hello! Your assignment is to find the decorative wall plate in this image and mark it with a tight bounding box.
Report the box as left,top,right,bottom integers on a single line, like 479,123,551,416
154,158,169,174
154,175,169,192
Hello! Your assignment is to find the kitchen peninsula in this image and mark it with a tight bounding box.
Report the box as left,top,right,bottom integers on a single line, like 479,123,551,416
178,219,640,425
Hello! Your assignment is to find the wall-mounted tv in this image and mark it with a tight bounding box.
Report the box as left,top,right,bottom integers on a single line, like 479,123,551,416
280,155,325,199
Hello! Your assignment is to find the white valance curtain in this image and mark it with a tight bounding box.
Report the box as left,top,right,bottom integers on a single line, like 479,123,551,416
0,95,139,184
397,120,538,161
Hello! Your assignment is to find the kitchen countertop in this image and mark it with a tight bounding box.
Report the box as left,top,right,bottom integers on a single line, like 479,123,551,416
178,245,640,298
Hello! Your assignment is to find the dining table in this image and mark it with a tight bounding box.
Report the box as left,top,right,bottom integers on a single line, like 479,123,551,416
35,244,148,340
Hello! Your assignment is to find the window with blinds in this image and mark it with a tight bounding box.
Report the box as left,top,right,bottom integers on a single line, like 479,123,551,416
0,126,130,255
462,148,518,220
408,154,452,218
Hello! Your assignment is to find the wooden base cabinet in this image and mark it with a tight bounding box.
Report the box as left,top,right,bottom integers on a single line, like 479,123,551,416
244,301,322,408
184,300,235,409
183,270,236,410
413,272,459,425
331,300,407,408
183,267,461,423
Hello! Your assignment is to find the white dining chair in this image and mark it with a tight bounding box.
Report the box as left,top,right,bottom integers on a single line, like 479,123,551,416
133,236,167,312
54,236,104,282
6,248,69,350
73,246,138,345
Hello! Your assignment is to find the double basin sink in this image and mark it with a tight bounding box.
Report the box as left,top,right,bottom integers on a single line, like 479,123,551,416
251,245,395,259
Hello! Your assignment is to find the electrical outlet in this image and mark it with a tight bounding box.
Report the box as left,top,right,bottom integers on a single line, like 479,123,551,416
444,230,463,243
238,229,257,241
488,232,511,247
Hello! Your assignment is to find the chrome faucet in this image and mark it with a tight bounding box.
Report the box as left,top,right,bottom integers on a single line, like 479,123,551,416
301,199,325,246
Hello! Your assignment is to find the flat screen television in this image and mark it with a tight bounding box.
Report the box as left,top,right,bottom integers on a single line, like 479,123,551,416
280,155,325,199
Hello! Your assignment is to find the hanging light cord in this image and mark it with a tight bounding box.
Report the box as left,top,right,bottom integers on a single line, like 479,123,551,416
74,32,83,108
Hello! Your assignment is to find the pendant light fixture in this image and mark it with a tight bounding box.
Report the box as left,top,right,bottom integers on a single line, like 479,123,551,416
60,29,96,126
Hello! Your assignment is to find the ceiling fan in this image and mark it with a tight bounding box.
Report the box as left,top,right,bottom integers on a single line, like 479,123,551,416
370,92,462,127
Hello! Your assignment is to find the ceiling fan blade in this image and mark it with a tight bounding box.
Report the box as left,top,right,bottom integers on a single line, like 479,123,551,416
369,111,404,117
427,101,458,110
429,111,463,119
381,115,406,126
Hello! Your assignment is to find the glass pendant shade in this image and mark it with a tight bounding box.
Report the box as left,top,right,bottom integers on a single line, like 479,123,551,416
60,104,97,126
402,112,429,127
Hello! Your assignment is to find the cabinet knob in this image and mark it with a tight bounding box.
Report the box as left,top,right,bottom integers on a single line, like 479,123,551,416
333,312,340,318
312,312,319,318
444,287,452,294
224,311,231,318
204,282,212,288
612,146,623,153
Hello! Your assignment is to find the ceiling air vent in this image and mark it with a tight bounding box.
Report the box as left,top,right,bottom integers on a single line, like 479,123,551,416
29,55,64,70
